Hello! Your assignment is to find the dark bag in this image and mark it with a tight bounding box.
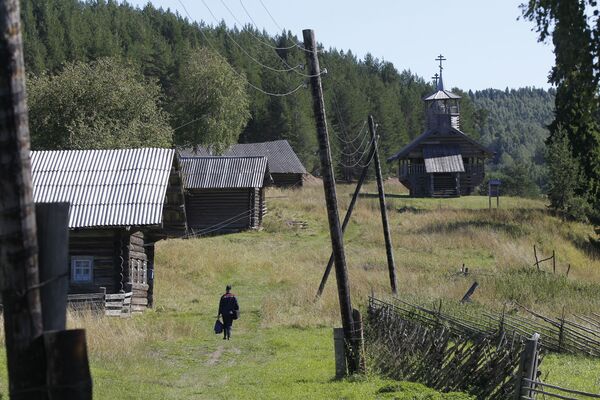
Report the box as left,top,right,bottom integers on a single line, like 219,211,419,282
214,319,223,334
232,309,239,320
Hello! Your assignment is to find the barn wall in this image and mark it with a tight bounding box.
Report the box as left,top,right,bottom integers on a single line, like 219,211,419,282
185,188,267,233
125,230,150,313
69,229,151,313
271,173,304,187
68,229,121,295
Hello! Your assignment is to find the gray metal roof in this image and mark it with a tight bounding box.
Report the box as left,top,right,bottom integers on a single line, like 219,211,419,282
180,156,269,189
387,127,494,162
424,90,461,101
31,148,175,228
423,145,465,173
180,140,306,174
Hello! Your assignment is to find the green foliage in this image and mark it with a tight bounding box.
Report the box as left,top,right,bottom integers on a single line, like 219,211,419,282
546,126,594,221
171,48,250,152
21,0,558,186
470,88,555,195
481,162,542,198
522,0,600,219
28,57,173,150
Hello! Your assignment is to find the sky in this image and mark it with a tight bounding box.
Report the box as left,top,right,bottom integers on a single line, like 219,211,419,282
127,0,555,91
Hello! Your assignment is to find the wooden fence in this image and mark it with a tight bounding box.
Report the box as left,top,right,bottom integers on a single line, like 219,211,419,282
379,296,600,357
367,297,524,399
369,297,600,399
515,334,600,399
67,289,132,317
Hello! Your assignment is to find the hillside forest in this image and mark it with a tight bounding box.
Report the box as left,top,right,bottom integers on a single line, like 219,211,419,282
22,0,555,196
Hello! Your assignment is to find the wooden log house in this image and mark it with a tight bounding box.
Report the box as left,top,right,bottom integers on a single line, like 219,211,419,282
179,156,271,234
387,59,494,197
180,139,307,187
31,148,187,313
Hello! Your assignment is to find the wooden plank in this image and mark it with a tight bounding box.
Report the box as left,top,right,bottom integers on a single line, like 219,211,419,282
130,297,148,306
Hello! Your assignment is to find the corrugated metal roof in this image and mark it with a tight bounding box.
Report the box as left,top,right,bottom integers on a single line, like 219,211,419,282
179,140,306,174
180,156,269,189
31,148,175,228
423,145,465,173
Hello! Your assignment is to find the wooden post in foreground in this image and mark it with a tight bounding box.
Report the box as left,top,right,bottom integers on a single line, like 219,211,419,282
36,203,70,331
303,28,361,374
0,0,45,397
316,142,375,299
514,333,540,400
368,116,398,295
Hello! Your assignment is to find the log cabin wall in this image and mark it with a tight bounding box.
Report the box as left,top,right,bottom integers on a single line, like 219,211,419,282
68,229,122,294
270,173,304,187
185,188,265,233
68,229,151,313
125,230,150,313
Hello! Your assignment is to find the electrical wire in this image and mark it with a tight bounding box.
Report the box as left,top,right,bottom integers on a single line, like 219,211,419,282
201,0,305,74
256,0,322,54
214,0,322,78
338,137,376,168
176,0,306,97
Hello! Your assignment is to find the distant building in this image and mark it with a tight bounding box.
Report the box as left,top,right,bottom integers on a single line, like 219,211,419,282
180,140,307,187
180,156,271,234
387,57,493,197
31,148,187,313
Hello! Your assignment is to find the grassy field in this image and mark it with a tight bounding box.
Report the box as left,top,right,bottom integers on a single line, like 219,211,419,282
1,181,599,398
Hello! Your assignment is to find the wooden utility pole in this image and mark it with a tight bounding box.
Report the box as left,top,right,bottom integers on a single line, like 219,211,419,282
303,29,361,373
0,0,45,397
368,116,398,295
316,142,375,299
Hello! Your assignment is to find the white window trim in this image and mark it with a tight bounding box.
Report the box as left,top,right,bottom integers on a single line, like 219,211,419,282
71,256,94,284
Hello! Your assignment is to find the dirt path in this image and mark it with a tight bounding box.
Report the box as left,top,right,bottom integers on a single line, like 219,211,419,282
206,345,224,365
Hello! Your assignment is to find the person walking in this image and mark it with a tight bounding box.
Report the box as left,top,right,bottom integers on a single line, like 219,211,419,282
218,285,239,340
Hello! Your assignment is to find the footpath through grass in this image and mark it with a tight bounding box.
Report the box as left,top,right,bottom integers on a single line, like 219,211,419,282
0,184,599,398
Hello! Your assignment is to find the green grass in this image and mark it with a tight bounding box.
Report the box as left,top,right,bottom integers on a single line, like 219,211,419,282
0,182,599,398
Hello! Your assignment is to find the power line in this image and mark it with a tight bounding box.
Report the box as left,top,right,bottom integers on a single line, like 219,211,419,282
201,0,302,74
213,0,322,78
232,0,299,51
176,0,306,97
256,0,322,54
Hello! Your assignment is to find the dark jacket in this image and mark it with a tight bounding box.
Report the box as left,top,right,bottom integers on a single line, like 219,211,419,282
218,292,239,319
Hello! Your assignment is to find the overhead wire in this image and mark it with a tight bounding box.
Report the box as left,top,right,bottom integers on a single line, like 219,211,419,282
176,0,306,97
216,0,322,78
256,0,322,54
337,137,376,168
202,0,322,78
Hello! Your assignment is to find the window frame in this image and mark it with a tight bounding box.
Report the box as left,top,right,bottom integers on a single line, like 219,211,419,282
70,256,94,284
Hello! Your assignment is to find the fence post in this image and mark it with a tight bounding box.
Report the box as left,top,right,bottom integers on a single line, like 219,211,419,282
514,333,540,400
333,328,347,378
558,308,565,353
36,202,70,331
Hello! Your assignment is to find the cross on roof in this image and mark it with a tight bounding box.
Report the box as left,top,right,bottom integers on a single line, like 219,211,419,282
431,73,439,87
436,54,446,75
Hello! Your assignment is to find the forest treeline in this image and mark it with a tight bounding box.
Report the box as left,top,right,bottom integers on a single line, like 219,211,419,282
21,0,554,193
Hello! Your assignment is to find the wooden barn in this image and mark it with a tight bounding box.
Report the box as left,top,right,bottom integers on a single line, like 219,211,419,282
31,148,187,313
180,139,307,187
179,156,271,234
387,64,494,197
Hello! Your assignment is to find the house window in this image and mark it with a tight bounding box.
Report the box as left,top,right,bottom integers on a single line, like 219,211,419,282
71,256,93,283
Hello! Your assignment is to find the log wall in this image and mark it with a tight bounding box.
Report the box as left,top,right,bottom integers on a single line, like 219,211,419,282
185,188,265,233
68,228,152,313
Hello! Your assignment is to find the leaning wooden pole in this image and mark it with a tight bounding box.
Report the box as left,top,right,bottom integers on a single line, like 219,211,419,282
368,116,398,295
0,0,45,397
303,29,360,373
316,142,375,298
